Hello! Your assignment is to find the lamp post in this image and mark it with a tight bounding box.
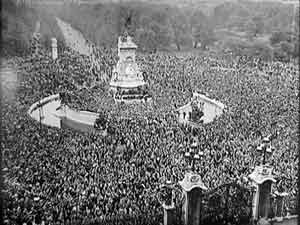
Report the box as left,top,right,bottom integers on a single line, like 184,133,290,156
184,140,204,174
38,80,44,134
162,180,174,206
160,180,175,225
256,135,275,165
180,142,207,225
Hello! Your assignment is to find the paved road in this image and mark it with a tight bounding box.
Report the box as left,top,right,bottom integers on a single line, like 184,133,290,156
56,17,93,56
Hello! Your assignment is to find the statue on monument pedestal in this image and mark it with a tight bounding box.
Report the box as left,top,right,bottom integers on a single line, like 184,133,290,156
111,32,143,85
109,31,150,103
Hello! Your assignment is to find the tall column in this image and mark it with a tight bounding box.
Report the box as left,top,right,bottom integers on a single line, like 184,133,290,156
249,165,276,222
51,38,58,60
179,172,207,225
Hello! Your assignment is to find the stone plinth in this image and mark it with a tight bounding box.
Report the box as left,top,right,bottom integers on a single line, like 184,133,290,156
162,203,176,225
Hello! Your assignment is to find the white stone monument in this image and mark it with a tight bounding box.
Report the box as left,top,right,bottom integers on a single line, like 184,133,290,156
110,34,145,89
51,38,58,60
109,34,149,103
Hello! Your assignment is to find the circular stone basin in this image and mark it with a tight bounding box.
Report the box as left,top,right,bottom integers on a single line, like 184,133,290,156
28,94,104,134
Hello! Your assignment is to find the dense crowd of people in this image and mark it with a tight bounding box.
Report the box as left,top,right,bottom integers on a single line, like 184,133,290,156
2,43,299,225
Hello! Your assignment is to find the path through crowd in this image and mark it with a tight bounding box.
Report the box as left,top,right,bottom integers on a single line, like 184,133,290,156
56,17,93,56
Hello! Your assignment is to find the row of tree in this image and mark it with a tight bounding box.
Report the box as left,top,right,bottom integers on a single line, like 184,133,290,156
38,2,219,52
44,1,298,55
1,0,66,57
2,0,299,62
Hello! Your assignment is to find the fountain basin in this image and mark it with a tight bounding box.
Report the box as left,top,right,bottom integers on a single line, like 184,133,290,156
176,92,226,125
28,94,103,133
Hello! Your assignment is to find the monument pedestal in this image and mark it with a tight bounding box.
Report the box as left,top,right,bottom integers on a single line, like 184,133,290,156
179,172,207,225
109,34,149,103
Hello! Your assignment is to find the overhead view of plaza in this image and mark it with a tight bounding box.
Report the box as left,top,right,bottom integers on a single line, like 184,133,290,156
1,0,299,225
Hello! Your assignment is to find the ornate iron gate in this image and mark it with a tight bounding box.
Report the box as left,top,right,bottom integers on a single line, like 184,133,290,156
200,182,253,225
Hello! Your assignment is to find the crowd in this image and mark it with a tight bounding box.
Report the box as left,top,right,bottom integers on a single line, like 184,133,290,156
2,42,299,225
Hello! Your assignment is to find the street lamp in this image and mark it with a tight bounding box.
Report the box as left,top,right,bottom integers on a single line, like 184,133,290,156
256,135,275,165
165,180,173,206
184,140,204,173
160,180,176,225
159,180,174,207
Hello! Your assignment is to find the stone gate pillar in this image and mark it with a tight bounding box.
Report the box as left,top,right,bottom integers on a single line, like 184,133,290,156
162,202,175,225
179,172,207,225
249,165,276,221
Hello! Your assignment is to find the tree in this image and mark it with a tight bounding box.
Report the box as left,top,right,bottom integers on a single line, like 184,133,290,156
150,9,168,25
136,28,157,52
292,40,299,58
2,15,8,31
189,10,210,48
169,11,190,51
192,25,216,50
225,38,251,56
273,43,289,62
294,6,299,34
95,24,117,47
269,29,298,61
247,42,273,61
247,16,265,38
212,3,233,27
150,21,171,50
270,31,289,45
280,41,294,59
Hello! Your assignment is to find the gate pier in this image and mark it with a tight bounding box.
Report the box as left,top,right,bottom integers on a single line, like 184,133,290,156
179,172,207,225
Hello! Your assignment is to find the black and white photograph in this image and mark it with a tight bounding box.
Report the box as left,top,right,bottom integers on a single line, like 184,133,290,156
1,0,299,225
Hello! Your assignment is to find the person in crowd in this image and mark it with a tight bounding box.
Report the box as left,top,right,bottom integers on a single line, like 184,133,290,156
2,44,298,225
